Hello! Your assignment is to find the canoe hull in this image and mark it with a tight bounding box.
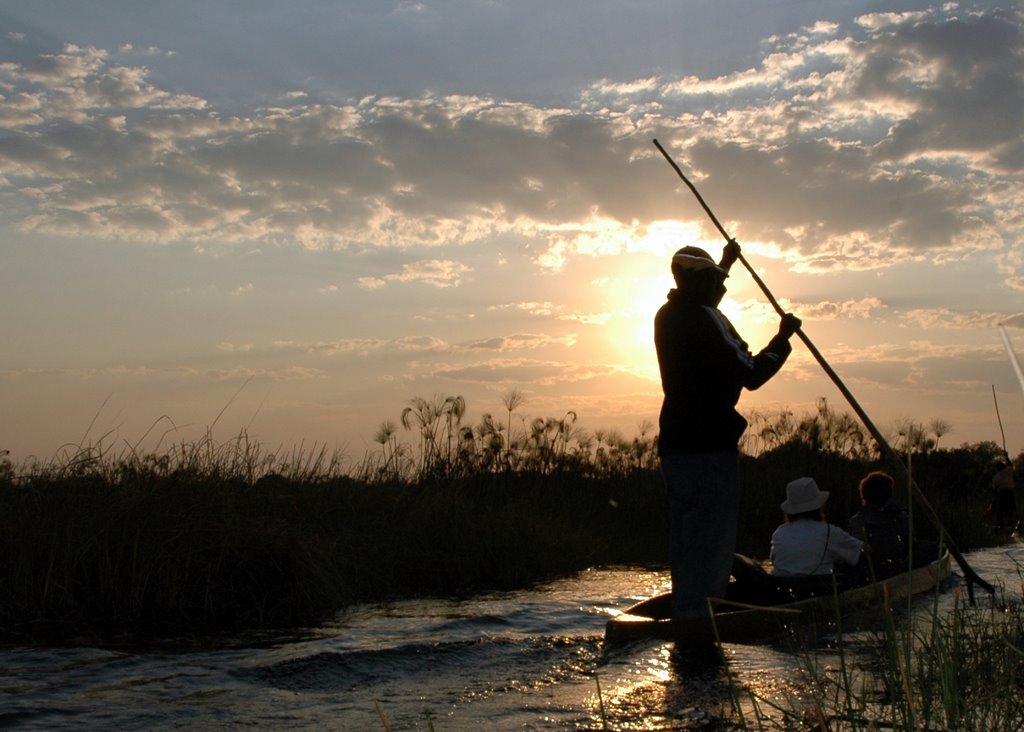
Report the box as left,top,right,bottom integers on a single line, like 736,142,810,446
604,552,951,648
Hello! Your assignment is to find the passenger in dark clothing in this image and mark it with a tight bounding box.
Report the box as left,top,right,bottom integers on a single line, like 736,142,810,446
655,242,802,620
991,455,1017,528
849,471,910,578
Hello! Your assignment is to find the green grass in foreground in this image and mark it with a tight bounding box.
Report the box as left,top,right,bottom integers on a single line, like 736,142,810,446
747,583,1024,730
0,415,1015,643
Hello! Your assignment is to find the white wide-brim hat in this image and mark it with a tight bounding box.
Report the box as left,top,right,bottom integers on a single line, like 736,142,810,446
780,476,829,514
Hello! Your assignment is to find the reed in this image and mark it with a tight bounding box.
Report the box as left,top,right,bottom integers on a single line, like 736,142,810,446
755,577,1024,730
0,441,669,642
0,399,1015,643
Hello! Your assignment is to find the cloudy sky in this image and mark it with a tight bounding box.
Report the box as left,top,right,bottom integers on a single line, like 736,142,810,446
2,0,1023,465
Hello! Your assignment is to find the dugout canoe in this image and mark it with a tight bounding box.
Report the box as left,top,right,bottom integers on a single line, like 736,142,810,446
604,550,951,649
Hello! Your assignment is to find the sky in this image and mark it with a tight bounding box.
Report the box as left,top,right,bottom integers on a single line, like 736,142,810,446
1,0,1023,466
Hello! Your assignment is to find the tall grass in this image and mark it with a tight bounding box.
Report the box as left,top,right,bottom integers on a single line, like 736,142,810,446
749,579,1024,729
0,396,1016,643
0,433,668,642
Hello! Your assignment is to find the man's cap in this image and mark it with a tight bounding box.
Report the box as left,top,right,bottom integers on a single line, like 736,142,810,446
671,246,726,274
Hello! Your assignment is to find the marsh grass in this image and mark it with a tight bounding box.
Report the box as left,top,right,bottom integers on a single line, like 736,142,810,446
743,580,1024,730
0,399,1015,643
0,432,671,643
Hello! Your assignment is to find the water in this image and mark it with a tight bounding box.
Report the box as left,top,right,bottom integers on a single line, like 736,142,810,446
3,546,1023,730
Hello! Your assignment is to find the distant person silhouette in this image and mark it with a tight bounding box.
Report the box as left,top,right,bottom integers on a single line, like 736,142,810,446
991,453,1017,528
655,241,802,621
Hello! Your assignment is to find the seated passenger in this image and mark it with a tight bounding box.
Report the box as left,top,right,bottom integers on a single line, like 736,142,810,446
728,477,864,605
771,477,863,578
849,471,910,578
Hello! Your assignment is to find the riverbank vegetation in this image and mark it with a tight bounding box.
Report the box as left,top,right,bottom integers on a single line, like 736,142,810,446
0,394,1018,643
743,582,1024,730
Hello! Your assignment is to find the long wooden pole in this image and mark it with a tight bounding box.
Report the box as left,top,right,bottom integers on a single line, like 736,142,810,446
992,384,1007,455
652,138,993,602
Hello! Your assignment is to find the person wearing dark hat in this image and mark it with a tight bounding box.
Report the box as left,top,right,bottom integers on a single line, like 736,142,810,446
655,240,802,621
770,477,863,577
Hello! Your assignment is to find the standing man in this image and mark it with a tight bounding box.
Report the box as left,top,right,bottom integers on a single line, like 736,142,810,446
655,242,802,621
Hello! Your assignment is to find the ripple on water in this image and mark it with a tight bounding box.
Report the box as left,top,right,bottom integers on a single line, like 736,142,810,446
4,549,1024,729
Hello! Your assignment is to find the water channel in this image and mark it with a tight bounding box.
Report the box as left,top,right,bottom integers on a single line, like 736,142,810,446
3,545,1023,730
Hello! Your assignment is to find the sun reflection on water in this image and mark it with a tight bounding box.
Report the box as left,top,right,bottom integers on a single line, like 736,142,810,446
595,637,826,729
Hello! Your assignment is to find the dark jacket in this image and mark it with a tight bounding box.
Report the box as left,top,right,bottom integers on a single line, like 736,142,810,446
849,500,910,577
655,289,792,455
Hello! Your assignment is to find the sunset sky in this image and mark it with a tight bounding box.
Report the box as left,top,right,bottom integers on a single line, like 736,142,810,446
2,0,1023,466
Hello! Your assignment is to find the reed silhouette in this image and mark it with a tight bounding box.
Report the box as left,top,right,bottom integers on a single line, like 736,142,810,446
0,395,1015,643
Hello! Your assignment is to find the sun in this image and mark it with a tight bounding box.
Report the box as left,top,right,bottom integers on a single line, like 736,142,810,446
579,219,770,381
597,261,673,380
597,253,767,381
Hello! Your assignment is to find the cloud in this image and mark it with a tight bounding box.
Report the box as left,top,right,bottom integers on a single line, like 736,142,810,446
854,9,1024,170
0,7,1019,278
362,259,473,288
460,333,576,350
5,44,204,110
356,277,386,290
810,338,1012,391
429,358,621,386
559,311,614,325
0,364,324,381
796,297,884,320
211,332,577,358
294,339,387,356
904,308,1008,329
488,301,561,316
395,335,449,351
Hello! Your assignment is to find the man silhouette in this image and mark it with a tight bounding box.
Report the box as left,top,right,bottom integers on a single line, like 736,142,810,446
655,241,801,620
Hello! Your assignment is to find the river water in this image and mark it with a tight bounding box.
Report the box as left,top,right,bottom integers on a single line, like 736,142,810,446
3,545,1023,730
